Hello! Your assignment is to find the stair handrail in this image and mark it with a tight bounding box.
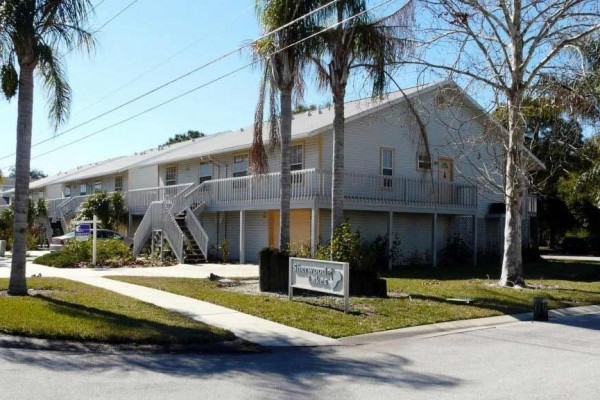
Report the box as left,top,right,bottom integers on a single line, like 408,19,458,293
170,183,197,214
132,201,186,263
183,181,211,210
183,205,208,260
159,202,185,263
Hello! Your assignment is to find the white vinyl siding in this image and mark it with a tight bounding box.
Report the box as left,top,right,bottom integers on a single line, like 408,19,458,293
129,166,158,190
245,211,268,263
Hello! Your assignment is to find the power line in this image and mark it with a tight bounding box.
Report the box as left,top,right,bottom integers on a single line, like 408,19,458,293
74,1,255,116
0,0,341,162
26,0,401,162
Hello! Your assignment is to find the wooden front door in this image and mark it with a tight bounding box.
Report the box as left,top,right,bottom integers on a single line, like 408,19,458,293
438,158,454,182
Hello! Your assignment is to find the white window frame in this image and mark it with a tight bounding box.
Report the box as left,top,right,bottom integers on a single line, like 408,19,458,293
94,181,102,193
380,148,394,188
199,162,212,184
64,186,71,198
165,165,178,186
417,153,432,171
115,176,124,192
233,154,248,178
290,144,304,171
80,184,87,196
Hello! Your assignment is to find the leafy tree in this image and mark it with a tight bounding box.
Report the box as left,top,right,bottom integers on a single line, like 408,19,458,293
0,0,95,295
293,103,317,113
162,130,205,146
415,0,600,286
251,0,322,251
76,191,127,231
8,166,47,180
311,0,414,244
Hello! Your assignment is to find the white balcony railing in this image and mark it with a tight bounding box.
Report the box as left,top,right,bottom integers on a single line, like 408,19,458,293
127,183,193,214
184,169,478,209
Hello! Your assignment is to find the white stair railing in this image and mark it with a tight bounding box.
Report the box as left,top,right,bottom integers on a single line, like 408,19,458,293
132,201,186,263
183,205,209,259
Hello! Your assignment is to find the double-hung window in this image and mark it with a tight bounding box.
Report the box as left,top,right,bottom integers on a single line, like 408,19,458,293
165,166,178,186
233,155,248,189
94,182,102,193
199,163,212,184
417,153,432,170
291,144,304,183
115,176,124,192
80,184,87,196
64,186,71,198
381,148,394,188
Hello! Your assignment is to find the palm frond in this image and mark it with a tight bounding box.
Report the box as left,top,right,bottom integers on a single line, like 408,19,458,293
250,65,270,175
37,42,72,129
1,60,18,99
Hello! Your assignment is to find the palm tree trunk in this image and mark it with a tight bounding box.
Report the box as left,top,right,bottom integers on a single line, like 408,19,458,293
8,64,35,296
499,96,525,287
330,89,345,242
279,88,292,252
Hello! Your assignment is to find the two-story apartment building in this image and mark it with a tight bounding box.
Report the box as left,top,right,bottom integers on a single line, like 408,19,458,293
12,81,540,265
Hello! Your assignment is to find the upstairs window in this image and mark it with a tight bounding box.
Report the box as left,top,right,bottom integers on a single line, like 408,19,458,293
290,144,304,171
417,153,432,170
94,182,102,193
233,155,248,177
165,165,178,186
64,186,71,198
80,184,87,196
381,148,394,188
115,176,124,192
199,163,212,184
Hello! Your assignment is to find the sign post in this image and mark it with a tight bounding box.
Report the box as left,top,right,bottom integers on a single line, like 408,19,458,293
92,215,97,267
289,257,350,313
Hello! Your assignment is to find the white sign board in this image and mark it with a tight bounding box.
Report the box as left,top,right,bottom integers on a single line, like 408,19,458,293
75,223,91,241
289,257,350,313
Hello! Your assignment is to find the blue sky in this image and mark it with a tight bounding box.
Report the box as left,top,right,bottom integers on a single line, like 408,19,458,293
0,0,422,176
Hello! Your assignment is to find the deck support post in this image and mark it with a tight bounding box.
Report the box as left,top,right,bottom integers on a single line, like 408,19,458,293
432,213,438,268
239,210,246,264
128,213,133,237
387,211,394,270
472,214,478,267
311,204,318,257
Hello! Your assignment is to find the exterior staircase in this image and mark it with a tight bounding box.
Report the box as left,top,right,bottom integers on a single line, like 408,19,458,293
174,210,206,264
133,185,209,264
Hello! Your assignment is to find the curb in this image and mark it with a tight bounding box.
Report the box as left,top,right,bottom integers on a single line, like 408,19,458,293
339,304,600,346
0,335,264,355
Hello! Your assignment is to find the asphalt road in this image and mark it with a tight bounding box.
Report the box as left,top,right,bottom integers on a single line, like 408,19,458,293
1,311,599,400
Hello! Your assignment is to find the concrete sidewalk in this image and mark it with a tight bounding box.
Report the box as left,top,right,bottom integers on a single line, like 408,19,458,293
71,276,340,348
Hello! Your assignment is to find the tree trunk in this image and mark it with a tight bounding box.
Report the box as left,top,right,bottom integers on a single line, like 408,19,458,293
330,89,345,243
279,88,292,252
8,64,35,296
499,97,525,287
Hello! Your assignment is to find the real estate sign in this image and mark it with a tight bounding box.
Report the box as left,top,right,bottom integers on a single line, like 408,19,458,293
75,223,91,241
289,257,350,313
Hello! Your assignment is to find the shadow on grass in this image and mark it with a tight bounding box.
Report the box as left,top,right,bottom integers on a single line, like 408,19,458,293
34,295,234,345
382,259,600,283
0,346,462,396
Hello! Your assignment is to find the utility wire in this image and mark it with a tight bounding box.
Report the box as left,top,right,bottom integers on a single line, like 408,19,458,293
0,0,340,161
74,1,255,116
26,0,402,162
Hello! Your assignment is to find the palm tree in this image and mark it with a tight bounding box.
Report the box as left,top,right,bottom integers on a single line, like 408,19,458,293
0,0,95,295
251,0,321,252
311,0,414,242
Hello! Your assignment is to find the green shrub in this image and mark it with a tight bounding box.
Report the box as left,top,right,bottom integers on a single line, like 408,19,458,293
35,239,134,268
439,235,472,267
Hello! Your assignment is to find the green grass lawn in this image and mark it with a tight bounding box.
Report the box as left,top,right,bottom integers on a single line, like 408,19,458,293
0,278,234,345
111,260,600,338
